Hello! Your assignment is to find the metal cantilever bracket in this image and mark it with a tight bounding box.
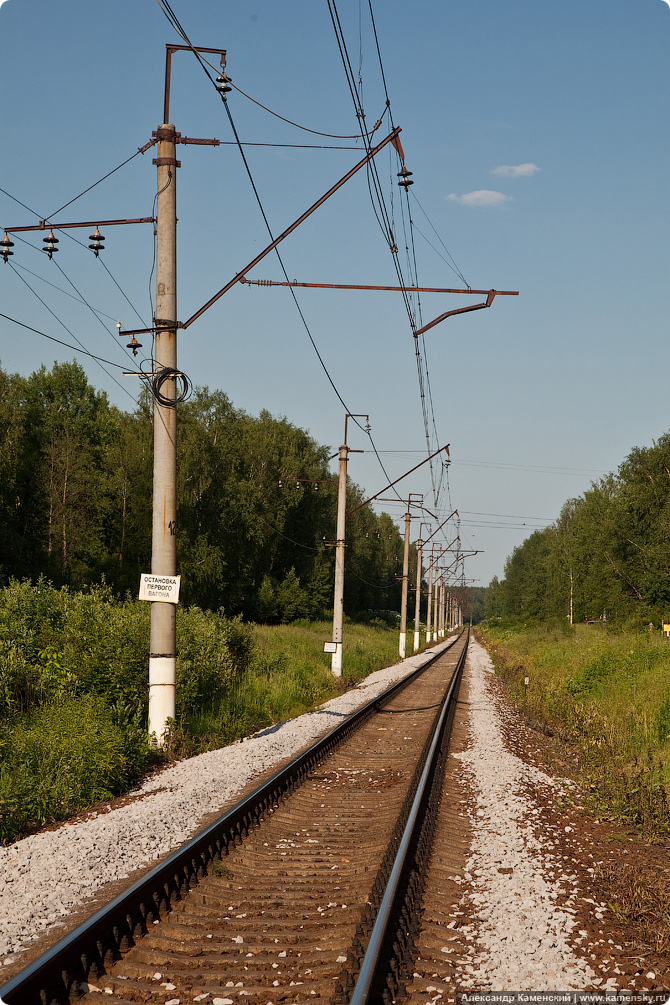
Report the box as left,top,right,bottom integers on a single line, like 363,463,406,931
413,289,498,337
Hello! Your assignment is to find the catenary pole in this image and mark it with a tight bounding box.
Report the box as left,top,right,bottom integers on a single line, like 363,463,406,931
425,552,433,644
148,123,178,744
439,578,445,637
398,507,411,658
331,442,349,677
331,413,367,676
413,530,423,652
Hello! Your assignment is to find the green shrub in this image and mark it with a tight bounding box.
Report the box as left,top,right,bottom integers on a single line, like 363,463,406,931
0,695,152,843
176,610,253,718
0,583,406,837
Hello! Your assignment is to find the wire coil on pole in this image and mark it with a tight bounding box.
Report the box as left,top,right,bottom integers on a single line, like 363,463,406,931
151,366,191,407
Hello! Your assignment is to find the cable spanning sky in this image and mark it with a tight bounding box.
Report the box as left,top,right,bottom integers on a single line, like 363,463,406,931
0,0,668,587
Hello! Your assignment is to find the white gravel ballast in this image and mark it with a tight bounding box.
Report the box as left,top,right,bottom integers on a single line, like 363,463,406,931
0,639,456,965
452,638,609,992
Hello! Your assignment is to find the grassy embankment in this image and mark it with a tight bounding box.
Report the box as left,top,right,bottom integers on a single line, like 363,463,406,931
0,579,406,843
167,619,406,757
479,620,670,833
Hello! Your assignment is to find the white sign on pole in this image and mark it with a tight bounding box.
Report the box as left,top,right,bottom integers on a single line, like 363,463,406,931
323,641,338,653
139,573,181,604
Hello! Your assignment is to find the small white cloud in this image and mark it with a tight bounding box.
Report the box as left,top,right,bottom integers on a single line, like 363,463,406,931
491,163,540,178
447,190,513,208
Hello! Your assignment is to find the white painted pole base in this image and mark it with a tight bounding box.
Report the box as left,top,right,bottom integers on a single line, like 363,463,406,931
413,630,420,652
331,642,343,677
399,633,406,659
149,656,176,746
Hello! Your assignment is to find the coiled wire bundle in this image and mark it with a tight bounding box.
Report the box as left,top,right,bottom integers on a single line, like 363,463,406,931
151,366,191,408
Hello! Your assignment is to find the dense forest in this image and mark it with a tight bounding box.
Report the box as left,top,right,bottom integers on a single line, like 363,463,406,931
0,359,415,620
486,433,670,625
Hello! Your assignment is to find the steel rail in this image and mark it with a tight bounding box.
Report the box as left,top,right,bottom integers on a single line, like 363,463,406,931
0,635,460,1005
347,628,469,1005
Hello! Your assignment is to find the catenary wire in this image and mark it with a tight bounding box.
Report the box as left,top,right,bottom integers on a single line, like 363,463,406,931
155,0,407,502
257,511,323,552
409,189,470,288
228,80,385,141
362,3,465,511
3,169,155,335
51,258,144,370
54,226,152,329
360,450,603,476
11,221,152,337
0,186,41,218
345,563,401,590
0,310,130,371
11,232,172,444
44,141,158,221
325,2,419,503
327,0,440,510
154,2,378,460
408,218,471,286
2,192,170,441
7,263,137,401
98,256,150,328
166,27,385,141
9,261,120,321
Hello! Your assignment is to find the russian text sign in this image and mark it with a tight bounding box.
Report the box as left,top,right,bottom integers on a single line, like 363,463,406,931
139,574,181,604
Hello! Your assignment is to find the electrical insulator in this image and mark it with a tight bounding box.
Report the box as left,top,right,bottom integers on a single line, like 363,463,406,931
215,73,232,95
278,480,283,489
1,234,14,262
88,227,105,257
397,166,414,189
126,336,142,357
42,230,59,258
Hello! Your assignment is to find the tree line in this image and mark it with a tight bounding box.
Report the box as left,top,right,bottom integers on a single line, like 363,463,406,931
0,359,413,620
486,432,670,625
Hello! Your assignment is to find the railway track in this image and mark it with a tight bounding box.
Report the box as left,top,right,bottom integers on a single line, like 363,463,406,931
1,630,470,1005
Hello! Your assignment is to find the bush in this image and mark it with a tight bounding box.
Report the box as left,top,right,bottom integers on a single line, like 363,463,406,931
176,610,254,718
0,695,152,843
0,583,406,838
0,579,149,716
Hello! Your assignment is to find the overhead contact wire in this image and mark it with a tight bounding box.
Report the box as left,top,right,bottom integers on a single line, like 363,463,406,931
155,0,403,497
8,262,136,401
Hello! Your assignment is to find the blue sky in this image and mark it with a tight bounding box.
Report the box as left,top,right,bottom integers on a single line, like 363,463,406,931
0,0,668,591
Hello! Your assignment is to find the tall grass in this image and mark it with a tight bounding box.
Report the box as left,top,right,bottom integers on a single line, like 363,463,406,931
164,619,402,757
0,582,403,841
480,620,670,832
